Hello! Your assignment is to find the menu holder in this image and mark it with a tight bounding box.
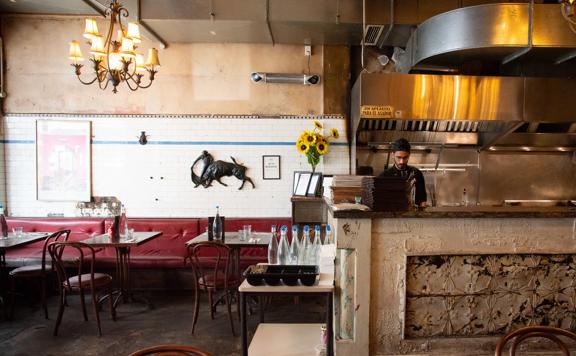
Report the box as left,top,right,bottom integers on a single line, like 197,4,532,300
207,216,226,242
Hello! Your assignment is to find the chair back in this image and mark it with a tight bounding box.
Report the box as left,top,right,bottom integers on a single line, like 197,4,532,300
41,229,71,272
128,344,212,356
47,241,97,292
188,241,233,290
495,325,576,356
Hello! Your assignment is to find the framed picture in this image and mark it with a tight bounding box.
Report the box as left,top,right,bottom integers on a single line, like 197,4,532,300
36,120,92,201
294,172,312,196
292,171,306,194
307,173,323,196
262,155,281,180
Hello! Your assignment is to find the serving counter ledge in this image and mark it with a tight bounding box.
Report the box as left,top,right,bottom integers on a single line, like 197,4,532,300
328,203,576,219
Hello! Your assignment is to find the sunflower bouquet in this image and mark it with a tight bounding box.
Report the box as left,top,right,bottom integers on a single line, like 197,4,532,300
296,120,339,173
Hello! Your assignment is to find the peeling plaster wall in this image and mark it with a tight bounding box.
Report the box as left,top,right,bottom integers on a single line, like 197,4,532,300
2,16,330,115
0,16,351,216
370,217,576,355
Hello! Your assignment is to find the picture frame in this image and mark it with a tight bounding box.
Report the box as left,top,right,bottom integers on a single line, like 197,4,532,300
292,171,306,194
307,172,323,196
294,172,312,196
36,120,92,202
262,155,281,180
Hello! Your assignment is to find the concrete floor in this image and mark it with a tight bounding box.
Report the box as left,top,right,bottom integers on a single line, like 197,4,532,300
0,291,325,356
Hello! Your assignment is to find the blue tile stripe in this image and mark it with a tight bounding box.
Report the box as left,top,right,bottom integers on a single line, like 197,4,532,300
0,139,348,146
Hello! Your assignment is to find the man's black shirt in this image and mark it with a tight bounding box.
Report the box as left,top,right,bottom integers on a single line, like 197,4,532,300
379,165,427,206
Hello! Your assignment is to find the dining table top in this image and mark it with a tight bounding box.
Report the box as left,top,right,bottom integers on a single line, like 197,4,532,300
81,231,162,248
0,232,50,249
186,231,271,248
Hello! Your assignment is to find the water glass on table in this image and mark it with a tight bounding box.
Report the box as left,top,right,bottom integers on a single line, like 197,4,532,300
243,225,251,240
12,226,23,238
238,229,246,241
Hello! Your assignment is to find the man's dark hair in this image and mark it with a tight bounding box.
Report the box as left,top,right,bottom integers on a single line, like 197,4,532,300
391,138,411,153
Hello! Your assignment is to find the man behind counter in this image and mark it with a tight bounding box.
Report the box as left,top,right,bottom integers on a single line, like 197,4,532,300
379,138,428,208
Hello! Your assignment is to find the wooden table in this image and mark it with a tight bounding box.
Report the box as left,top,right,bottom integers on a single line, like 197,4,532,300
185,231,271,279
239,270,334,356
81,231,162,308
0,232,50,315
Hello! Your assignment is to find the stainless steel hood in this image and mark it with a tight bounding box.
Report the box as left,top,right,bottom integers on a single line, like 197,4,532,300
400,3,576,72
351,73,576,153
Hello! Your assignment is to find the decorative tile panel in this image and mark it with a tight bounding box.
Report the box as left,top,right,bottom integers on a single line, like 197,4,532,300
405,254,576,338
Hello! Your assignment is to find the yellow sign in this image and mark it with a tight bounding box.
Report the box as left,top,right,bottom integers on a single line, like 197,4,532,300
360,105,393,118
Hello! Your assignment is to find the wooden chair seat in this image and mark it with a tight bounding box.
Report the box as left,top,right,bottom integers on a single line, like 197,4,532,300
9,264,44,277
128,344,212,356
64,273,113,289
198,274,238,288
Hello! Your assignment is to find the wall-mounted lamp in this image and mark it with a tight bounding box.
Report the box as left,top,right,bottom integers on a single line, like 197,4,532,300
138,131,148,145
250,72,320,85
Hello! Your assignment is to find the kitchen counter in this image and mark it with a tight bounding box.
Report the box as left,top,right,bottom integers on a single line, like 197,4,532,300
328,202,576,219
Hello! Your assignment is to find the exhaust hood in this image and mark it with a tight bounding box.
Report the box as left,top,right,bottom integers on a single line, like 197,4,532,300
398,3,576,72
351,73,576,154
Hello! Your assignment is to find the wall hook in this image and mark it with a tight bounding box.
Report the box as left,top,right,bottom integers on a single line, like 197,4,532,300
138,131,148,145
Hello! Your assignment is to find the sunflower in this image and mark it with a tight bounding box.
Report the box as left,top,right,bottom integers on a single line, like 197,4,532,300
296,141,310,154
330,128,339,139
316,139,329,155
314,120,323,130
300,130,316,145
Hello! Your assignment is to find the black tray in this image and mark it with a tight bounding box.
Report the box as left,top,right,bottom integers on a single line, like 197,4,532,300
243,265,319,286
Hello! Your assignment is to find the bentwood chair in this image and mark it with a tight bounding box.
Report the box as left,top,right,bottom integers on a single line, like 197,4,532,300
48,241,115,336
128,344,212,356
187,241,239,336
9,229,71,319
495,325,576,355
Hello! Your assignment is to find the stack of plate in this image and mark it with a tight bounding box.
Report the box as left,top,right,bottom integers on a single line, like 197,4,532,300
361,176,409,211
330,175,365,203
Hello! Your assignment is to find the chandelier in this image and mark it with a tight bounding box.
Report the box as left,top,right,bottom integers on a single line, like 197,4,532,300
561,0,576,34
68,0,160,93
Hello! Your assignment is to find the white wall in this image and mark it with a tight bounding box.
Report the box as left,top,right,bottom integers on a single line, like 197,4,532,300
4,114,349,217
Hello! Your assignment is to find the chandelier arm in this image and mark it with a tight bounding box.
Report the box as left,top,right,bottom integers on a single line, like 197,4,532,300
561,6,576,26
135,72,156,89
76,75,100,86
123,74,140,91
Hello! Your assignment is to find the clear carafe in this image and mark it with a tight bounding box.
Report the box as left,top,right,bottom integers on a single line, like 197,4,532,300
277,225,289,265
289,225,299,265
299,225,311,265
267,224,278,264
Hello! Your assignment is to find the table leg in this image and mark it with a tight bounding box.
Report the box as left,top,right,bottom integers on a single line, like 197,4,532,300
241,292,248,356
0,250,6,318
111,246,153,309
327,292,334,356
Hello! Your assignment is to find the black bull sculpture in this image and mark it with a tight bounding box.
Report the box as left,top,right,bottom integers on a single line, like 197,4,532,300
191,152,255,190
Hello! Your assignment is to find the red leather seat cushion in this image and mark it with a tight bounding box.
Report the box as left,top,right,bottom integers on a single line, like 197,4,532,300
4,218,105,265
99,218,200,269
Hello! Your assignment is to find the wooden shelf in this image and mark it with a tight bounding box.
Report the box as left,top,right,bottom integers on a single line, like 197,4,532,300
248,323,323,356
291,196,324,202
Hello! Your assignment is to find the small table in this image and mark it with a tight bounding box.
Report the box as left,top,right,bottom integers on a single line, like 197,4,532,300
239,270,334,356
81,231,162,308
185,231,270,280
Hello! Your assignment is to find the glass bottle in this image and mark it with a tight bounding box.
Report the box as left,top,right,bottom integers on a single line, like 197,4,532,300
299,225,311,265
119,204,128,237
324,224,333,245
277,225,289,265
267,224,278,264
0,203,7,238
213,205,222,240
312,225,322,266
289,225,300,265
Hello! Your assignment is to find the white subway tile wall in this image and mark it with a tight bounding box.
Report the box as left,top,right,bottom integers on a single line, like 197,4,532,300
3,115,349,217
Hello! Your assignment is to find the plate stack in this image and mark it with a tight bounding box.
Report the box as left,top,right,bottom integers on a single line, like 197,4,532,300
361,176,409,211
330,175,365,203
